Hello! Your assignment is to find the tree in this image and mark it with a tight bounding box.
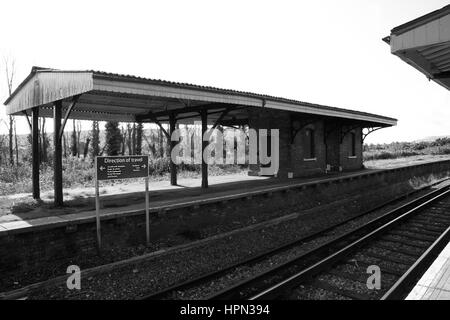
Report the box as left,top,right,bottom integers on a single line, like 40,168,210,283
142,129,155,157
83,137,91,158
14,118,18,164
4,57,15,166
91,121,100,159
120,124,126,155
40,117,49,163
126,123,132,155
0,129,6,165
164,124,170,158
63,132,67,158
105,121,122,156
136,123,143,155
71,119,77,156
158,127,164,157
76,120,82,157
132,123,136,155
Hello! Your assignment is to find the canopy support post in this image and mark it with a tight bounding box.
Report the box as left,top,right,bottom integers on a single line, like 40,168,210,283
201,108,208,188
169,112,177,186
32,107,40,200
53,101,63,207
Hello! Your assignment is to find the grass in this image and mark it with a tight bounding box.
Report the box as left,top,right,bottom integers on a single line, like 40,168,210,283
0,157,94,196
0,156,247,196
363,150,421,161
364,138,450,162
363,154,450,169
3,136,450,197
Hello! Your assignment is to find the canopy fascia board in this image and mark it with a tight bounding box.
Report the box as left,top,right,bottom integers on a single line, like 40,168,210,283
265,100,397,126
390,13,450,53
5,71,93,115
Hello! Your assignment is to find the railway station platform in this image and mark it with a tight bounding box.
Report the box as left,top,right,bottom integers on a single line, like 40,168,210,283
406,241,450,300
1,159,450,276
2,156,450,231
0,169,374,233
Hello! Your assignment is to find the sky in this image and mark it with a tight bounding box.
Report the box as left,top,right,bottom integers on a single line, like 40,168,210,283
0,0,449,144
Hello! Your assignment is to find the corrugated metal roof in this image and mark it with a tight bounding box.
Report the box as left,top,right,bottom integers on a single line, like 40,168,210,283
88,69,398,122
4,66,397,124
391,4,450,36
385,5,450,91
417,43,450,74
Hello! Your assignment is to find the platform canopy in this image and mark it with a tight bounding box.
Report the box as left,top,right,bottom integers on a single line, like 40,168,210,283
383,4,450,91
3,66,396,206
4,66,396,127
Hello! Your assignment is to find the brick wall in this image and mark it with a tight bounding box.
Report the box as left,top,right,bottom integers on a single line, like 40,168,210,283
340,126,363,171
247,109,366,177
247,108,291,177
291,121,326,177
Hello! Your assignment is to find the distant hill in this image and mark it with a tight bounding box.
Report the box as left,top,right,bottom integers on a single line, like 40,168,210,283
413,135,450,143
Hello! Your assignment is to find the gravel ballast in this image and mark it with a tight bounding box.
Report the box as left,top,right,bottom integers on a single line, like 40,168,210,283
4,179,448,299
20,180,449,299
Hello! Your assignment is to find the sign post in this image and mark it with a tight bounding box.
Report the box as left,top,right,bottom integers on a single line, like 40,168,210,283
95,155,149,250
95,157,101,251
145,177,150,246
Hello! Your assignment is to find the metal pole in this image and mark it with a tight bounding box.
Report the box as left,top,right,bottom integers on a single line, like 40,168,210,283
169,112,177,186
31,107,40,199
53,101,63,206
145,177,150,246
95,157,101,251
201,108,208,188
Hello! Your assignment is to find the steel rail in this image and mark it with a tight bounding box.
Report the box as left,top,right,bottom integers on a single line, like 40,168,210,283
206,186,450,300
381,225,450,300
142,180,449,300
248,188,450,300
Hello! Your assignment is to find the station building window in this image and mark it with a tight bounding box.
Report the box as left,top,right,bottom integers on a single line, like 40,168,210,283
350,132,356,157
304,128,315,159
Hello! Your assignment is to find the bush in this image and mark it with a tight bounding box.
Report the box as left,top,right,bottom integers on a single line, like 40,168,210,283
363,150,421,161
147,157,242,177
0,155,247,196
0,157,95,196
413,142,429,151
431,147,450,155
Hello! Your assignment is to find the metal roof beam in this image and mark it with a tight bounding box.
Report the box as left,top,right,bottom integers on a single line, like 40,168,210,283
22,111,31,131
219,118,248,127
136,103,239,121
141,111,170,138
59,95,81,141
435,60,450,69
212,108,231,129
397,49,440,77
433,71,450,79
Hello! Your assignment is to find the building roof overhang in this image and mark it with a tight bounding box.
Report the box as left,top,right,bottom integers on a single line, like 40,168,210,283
3,66,397,127
384,5,450,90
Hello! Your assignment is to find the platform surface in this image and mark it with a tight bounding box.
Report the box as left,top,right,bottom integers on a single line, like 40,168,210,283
3,156,448,233
0,169,374,235
406,241,450,300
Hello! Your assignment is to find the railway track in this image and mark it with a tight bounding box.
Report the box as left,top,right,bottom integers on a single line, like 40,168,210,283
2,179,448,300
144,181,450,300
240,187,450,300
